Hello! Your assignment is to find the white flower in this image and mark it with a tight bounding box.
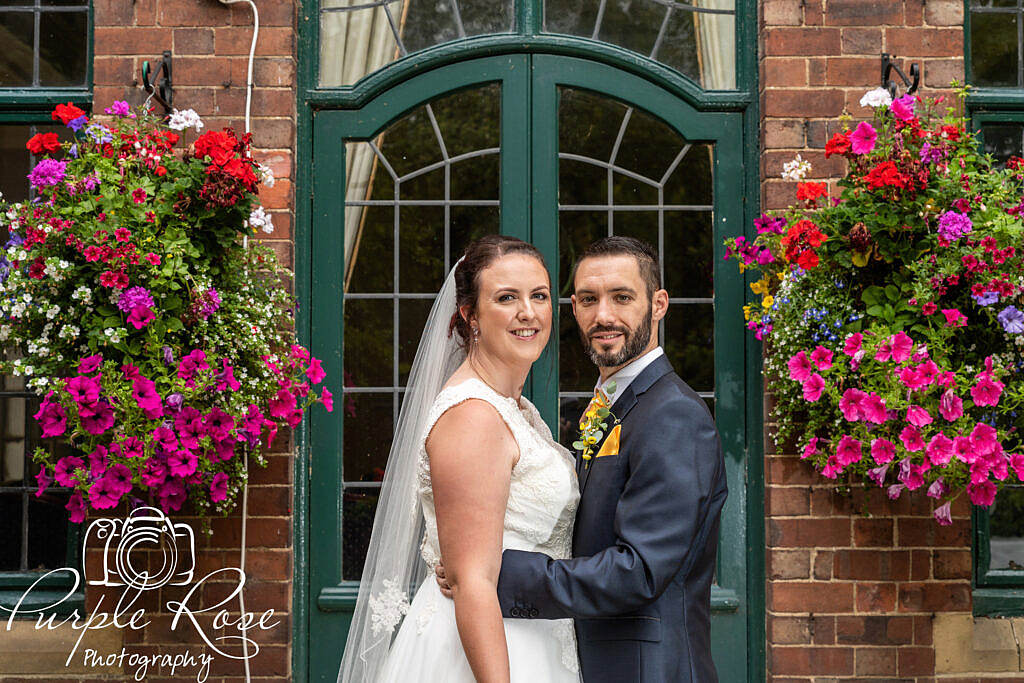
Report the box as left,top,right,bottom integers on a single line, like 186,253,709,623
257,163,275,188
860,87,893,109
167,108,205,132
781,154,812,182
245,205,275,234
0,325,8,341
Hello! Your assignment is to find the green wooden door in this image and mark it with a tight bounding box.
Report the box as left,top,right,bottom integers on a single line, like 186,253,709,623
308,53,752,681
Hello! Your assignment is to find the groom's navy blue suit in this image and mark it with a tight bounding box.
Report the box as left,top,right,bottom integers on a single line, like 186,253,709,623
496,354,727,682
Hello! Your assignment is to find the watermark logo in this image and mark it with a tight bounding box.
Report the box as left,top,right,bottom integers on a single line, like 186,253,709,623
1,507,280,682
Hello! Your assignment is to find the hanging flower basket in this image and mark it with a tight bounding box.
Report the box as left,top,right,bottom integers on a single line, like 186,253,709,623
0,102,331,531
726,86,1024,524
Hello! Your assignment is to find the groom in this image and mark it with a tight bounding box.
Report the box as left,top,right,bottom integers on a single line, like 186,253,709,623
441,236,728,681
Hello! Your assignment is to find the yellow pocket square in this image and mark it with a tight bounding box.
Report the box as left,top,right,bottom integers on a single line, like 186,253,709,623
595,424,621,458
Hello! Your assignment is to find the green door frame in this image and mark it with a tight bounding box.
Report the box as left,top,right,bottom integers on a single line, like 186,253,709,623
302,52,763,682
294,4,764,680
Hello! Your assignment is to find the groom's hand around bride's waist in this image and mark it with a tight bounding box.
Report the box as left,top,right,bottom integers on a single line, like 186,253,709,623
435,561,454,598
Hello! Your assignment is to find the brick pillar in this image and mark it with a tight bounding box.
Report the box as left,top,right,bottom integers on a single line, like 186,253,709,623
82,2,297,680
759,2,968,681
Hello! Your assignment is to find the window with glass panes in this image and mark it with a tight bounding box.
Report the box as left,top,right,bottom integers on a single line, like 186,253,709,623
967,0,1024,614
0,0,91,616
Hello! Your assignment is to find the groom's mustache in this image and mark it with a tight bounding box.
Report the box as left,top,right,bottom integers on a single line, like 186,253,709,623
587,325,629,339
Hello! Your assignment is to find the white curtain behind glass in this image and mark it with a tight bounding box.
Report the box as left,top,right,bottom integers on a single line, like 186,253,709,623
320,1,408,288
693,0,736,90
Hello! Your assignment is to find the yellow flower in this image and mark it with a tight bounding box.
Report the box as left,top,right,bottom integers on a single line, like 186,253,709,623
750,277,769,295
742,304,753,321
762,295,774,309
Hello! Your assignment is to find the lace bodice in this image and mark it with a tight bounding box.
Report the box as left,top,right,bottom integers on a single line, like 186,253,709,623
416,378,580,569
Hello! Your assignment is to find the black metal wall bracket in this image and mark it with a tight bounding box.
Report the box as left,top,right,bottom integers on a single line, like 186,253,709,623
881,52,920,99
141,50,174,115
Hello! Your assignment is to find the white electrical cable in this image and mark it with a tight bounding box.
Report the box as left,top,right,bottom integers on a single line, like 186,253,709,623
212,2,259,681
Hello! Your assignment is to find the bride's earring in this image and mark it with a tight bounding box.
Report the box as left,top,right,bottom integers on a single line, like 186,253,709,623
471,325,480,343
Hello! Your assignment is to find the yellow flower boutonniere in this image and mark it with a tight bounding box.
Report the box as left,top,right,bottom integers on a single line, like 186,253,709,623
573,380,620,469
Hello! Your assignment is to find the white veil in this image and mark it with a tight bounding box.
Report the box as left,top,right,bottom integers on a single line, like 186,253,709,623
337,260,466,683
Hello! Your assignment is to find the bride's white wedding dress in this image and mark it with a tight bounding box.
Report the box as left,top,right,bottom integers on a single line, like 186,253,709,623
373,378,582,682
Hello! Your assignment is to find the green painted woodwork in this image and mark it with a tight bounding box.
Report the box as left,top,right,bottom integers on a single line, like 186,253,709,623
296,1,763,681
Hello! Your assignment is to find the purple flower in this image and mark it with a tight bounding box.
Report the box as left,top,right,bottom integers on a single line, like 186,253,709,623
933,501,952,526
972,291,1000,306
157,478,187,512
754,213,786,235
69,144,78,158
104,101,131,117
162,346,175,366
86,123,113,145
927,478,947,499
117,286,155,312
28,159,67,188
67,115,88,132
165,392,184,414
937,210,973,242
919,142,945,164
998,305,1024,334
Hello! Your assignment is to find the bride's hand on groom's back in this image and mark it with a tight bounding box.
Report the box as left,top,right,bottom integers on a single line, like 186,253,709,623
435,561,453,598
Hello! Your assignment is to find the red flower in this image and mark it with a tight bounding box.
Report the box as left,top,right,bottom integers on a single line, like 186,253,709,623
864,161,906,191
26,132,61,155
194,130,238,167
795,250,820,269
51,102,87,126
824,132,851,158
155,165,167,176
132,188,147,204
780,219,828,269
940,125,961,142
796,181,827,203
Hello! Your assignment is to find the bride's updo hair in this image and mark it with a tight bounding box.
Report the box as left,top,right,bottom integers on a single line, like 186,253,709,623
448,235,547,348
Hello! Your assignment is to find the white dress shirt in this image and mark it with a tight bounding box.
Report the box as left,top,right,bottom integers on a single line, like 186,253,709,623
594,346,665,405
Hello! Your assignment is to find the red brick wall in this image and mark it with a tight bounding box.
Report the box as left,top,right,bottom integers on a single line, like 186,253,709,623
759,2,972,681
79,2,296,681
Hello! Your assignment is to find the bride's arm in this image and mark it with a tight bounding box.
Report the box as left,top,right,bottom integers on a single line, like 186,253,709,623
427,399,518,683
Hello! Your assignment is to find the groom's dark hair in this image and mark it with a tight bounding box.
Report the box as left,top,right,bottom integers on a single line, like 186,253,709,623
574,236,662,300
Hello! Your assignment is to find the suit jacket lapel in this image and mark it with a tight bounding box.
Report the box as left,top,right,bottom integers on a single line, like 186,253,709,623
577,354,674,496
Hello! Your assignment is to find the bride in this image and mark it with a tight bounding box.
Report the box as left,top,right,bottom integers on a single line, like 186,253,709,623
337,235,581,683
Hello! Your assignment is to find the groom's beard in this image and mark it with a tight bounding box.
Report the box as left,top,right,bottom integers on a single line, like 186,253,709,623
580,309,652,369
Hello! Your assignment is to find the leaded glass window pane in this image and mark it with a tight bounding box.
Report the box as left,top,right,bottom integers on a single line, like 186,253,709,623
989,486,1024,572
544,0,736,89
556,87,715,445
340,84,501,579
970,1,1024,87
319,0,515,87
981,122,1024,165
0,1,90,88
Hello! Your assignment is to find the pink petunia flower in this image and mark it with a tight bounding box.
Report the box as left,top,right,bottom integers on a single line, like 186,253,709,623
926,433,954,467
157,478,188,512
132,376,164,420
887,483,905,500
802,373,825,402
105,463,133,495
897,365,929,391
842,333,863,356
835,435,863,466
821,455,843,479
79,400,115,436
321,387,334,413
899,460,926,490
890,94,916,121
850,121,878,155
802,437,819,460
871,438,896,464
127,306,155,329
968,480,997,506
66,492,86,523
34,467,53,497
861,393,888,424
810,346,833,370
953,436,974,464
66,374,102,405
210,472,229,503
34,400,67,438
938,389,963,421
78,354,103,374
889,332,913,363
900,425,925,452
788,351,813,382
89,475,123,509
905,405,933,427
874,340,893,363
970,422,1000,458
268,388,297,417
867,462,890,486
971,374,1004,407
54,456,85,487
839,388,867,421
941,308,967,327
168,449,198,478
306,357,326,385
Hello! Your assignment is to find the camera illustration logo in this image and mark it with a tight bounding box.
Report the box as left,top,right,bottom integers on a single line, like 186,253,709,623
84,506,195,589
